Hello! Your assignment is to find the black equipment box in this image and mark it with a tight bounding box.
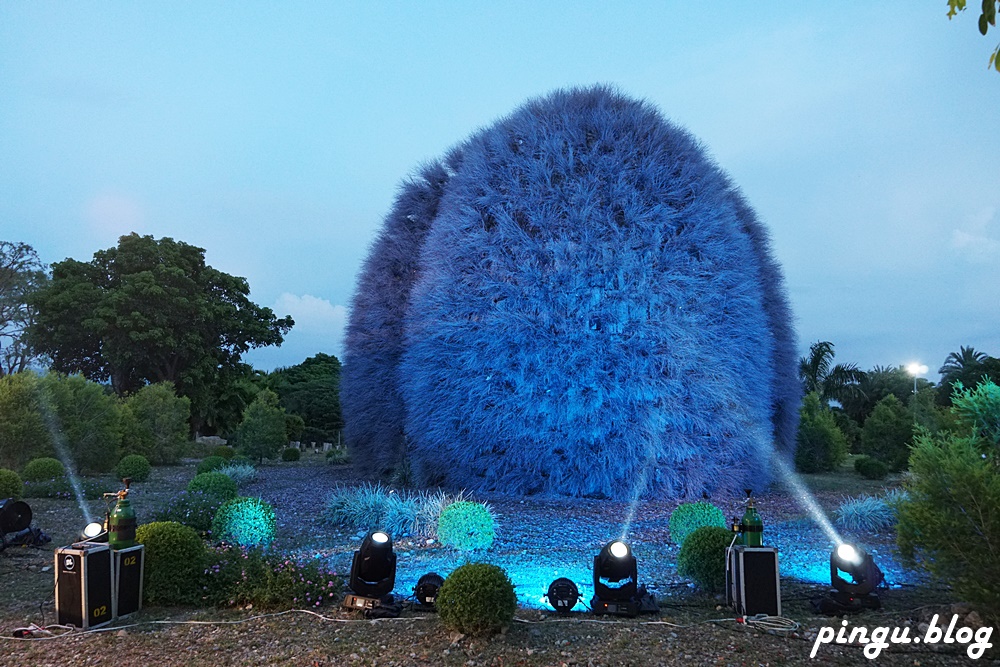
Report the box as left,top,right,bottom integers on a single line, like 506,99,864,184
55,543,114,629
113,544,144,618
726,545,781,617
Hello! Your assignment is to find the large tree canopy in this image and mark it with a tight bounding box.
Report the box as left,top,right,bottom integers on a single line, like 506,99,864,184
27,234,293,429
0,241,48,375
268,352,344,443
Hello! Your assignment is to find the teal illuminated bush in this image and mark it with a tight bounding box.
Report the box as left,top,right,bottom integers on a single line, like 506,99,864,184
0,468,22,499
115,454,151,483
197,455,227,475
668,501,726,546
437,501,495,551
854,455,888,480
136,521,206,605
22,457,65,482
677,526,733,592
211,496,277,548
281,447,300,462
436,563,517,637
187,471,238,502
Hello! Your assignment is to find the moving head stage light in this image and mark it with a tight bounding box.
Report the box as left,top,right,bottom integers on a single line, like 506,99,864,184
343,531,397,612
0,498,50,552
591,540,658,617
816,543,885,614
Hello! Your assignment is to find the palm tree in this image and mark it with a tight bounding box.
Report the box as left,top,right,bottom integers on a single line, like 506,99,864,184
938,346,987,382
798,341,866,405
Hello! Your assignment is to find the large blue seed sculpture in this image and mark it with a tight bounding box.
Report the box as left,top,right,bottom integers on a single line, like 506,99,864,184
343,86,799,499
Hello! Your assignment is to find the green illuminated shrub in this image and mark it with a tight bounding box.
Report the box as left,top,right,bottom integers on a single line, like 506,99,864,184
136,521,206,605
677,526,733,593
187,471,238,502
436,563,516,637
151,490,225,534
230,454,254,468
281,447,300,462
861,394,914,471
197,456,227,475
0,468,22,499
854,455,888,480
211,496,277,548
22,457,65,482
437,500,495,552
115,454,151,483
668,501,726,546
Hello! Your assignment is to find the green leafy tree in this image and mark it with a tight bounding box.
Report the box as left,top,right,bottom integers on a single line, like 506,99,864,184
794,392,848,473
0,371,53,470
39,373,122,474
26,234,293,433
950,378,1000,448
234,389,287,463
121,382,191,465
267,353,343,443
860,394,914,472
0,241,48,376
948,0,1000,72
798,341,865,406
840,365,920,424
936,346,1000,406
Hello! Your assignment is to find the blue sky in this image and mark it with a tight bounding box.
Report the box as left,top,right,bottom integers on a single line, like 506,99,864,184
1,2,998,376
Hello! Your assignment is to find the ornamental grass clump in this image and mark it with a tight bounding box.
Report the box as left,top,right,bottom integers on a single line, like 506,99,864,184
436,563,517,637
835,494,896,533
217,463,256,487
211,496,277,548
136,521,206,605
677,526,733,593
437,500,495,552
21,457,65,482
668,501,726,546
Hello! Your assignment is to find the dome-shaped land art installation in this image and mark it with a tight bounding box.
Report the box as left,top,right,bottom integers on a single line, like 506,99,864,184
342,86,798,499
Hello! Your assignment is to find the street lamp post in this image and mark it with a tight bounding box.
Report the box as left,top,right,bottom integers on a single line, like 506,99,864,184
906,363,929,395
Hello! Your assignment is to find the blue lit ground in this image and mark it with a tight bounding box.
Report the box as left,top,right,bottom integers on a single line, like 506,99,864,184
245,459,923,612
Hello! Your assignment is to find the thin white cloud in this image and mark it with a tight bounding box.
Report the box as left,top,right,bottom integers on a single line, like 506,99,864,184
266,293,347,366
951,207,999,264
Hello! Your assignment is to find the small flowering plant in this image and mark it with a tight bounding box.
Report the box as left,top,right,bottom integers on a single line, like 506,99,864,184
202,545,343,610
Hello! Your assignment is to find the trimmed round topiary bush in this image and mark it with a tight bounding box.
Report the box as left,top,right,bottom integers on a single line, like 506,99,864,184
0,468,22,499
668,501,727,546
115,454,152,483
212,445,235,460
436,562,517,637
281,447,300,462
196,455,228,475
437,501,495,551
677,526,734,593
211,496,277,548
135,521,206,605
854,455,889,480
187,471,238,502
22,457,65,482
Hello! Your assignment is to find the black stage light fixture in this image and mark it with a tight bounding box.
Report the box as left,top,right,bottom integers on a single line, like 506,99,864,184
413,572,445,611
80,521,108,543
546,577,580,614
343,530,397,611
825,543,884,612
1,498,49,552
591,540,642,616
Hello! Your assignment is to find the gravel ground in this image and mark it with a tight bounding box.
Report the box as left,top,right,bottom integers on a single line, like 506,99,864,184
1,456,994,666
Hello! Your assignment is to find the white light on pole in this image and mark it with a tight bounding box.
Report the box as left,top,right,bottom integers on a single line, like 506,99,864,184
906,363,928,394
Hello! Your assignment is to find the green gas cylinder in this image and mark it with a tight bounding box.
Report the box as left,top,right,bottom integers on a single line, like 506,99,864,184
108,479,137,550
741,489,763,547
